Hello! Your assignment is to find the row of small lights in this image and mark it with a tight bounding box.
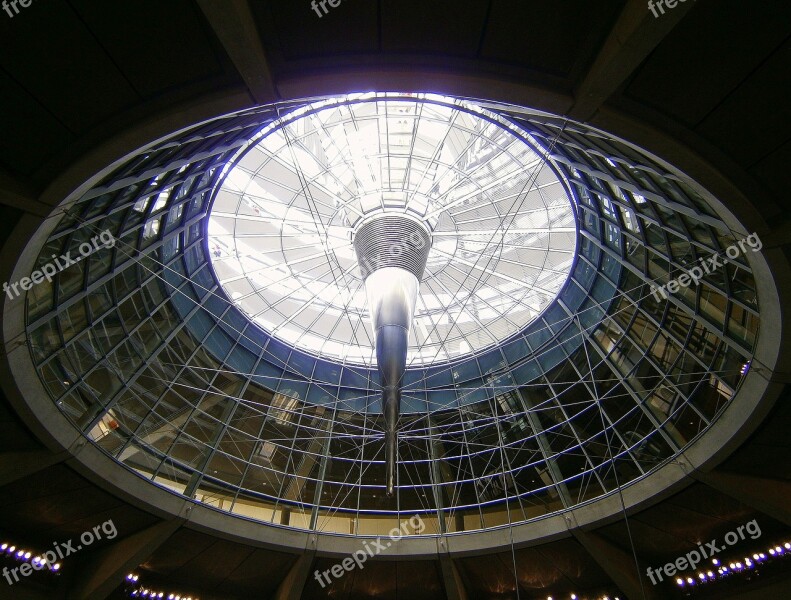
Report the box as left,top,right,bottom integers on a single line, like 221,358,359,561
0,542,61,572
126,573,199,600
676,540,791,589
8,533,788,597
3,537,196,599
545,594,621,599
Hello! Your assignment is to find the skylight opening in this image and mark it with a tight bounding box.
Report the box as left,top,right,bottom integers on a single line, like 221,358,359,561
208,93,577,367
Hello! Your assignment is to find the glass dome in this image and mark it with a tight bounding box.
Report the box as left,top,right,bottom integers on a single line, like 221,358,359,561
23,93,760,543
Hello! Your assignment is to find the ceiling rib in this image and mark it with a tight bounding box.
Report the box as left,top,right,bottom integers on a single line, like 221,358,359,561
195,0,279,105
571,526,660,600
0,449,70,487
569,0,696,122
0,170,52,218
691,470,791,528
68,519,183,600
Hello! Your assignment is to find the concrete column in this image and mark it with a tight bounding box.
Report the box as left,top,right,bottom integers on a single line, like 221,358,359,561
571,527,659,600
271,551,315,600
65,518,182,599
439,555,469,600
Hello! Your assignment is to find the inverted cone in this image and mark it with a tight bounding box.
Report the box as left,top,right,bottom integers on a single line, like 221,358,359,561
364,269,417,496
354,216,431,497
377,325,407,496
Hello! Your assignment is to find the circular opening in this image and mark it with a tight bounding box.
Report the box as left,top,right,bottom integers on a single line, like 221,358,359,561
208,94,576,367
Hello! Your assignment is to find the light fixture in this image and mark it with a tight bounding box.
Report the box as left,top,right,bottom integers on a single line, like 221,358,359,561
126,577,198,600
353,216,432,494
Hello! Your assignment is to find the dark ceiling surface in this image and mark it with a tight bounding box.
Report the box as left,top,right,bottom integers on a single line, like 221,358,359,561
0,1,790,599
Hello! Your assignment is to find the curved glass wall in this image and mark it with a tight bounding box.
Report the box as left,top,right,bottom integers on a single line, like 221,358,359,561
24,94,759,538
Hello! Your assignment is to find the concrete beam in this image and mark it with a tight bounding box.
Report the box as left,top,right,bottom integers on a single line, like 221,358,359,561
439,555,469,600
691,470,791,528
571,527,659,600
195,0,278,105
0,449,70,487
569,0,696,122
0,586,50,599
762,219,791,249
271,551,315,600
66,519,182,600
0,170,51,217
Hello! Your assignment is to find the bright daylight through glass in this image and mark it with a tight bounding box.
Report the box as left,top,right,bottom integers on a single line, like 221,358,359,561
208,93,577,367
